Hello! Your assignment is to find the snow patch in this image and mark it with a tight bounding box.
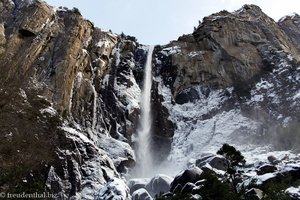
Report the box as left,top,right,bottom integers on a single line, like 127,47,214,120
188,51,204,57
286,186,300,198
97,178,130,200
279,13,299,22
19,88,27,100
293,90,300,100
161,46,181,56
40,107,57,117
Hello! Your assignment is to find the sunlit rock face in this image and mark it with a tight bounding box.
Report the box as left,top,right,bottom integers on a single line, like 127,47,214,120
0,0,139,199
153,4,300,170
1,0,300,199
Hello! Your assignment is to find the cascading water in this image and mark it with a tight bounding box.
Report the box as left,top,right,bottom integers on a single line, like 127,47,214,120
134,45,154,178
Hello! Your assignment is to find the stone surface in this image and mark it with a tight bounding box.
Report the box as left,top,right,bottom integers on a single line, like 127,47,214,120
196,155,228,171
132,188,153,200
245,188,264,200
145,174,173,197
154,4,300,98
0,1,136,199
257,164,277,175
170,167,203,192
279,13,300,52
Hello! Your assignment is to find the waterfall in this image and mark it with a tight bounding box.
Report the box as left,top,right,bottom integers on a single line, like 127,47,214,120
91,82,98,131
134,45,154,177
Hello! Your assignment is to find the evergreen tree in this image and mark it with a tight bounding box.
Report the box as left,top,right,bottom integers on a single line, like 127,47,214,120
217,143,246,194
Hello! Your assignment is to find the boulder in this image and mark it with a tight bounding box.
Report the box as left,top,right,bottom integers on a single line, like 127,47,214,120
97,178,131,200
196,155,228,171
170,167,203,192
132,188,153,200
127,178,149,195
267,155,280,165
257,164,277,175
181,182,196,194
145,174,173,197
245,188,264,200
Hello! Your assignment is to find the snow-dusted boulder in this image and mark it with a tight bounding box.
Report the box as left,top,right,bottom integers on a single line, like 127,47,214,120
97,178,130,200
245,188,264,200
132,188,152,200
170,167,203,192
196,154,228,171
286,186,300,199
145,174,173,197
127,178,149,195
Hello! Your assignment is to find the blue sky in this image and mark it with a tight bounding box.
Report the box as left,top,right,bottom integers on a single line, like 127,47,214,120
44,0,300,45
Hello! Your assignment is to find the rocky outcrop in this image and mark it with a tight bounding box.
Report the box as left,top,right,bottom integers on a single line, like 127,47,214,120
279,13,300,52
0,0,141,199
154,5,300,98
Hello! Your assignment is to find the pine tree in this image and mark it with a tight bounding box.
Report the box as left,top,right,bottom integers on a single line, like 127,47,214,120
217,143,246,194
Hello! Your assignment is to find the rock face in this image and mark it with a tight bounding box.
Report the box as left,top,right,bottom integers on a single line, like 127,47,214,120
0,0,174,198
0,0,146,199
1,0,300,199
153,4,300,170
155,5,300,98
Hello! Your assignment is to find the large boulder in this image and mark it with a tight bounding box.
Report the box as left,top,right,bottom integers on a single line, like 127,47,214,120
145,174,173,197
170,167,203,192
132,188,153,200
127,178,149,195
196,154,228,171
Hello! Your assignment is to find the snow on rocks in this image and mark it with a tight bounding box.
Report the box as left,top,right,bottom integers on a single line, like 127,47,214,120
95,134,136,173
128,175,173,199
97,178,131,200
286,186,300,199
113,71,141,115
132,188,152,200
279,13,299,22
59,124,133,200
161,46,181,56
145,174,173,197
40,106,57,117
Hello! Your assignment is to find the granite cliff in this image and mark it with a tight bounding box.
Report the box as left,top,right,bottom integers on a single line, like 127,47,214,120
0,1,300,199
